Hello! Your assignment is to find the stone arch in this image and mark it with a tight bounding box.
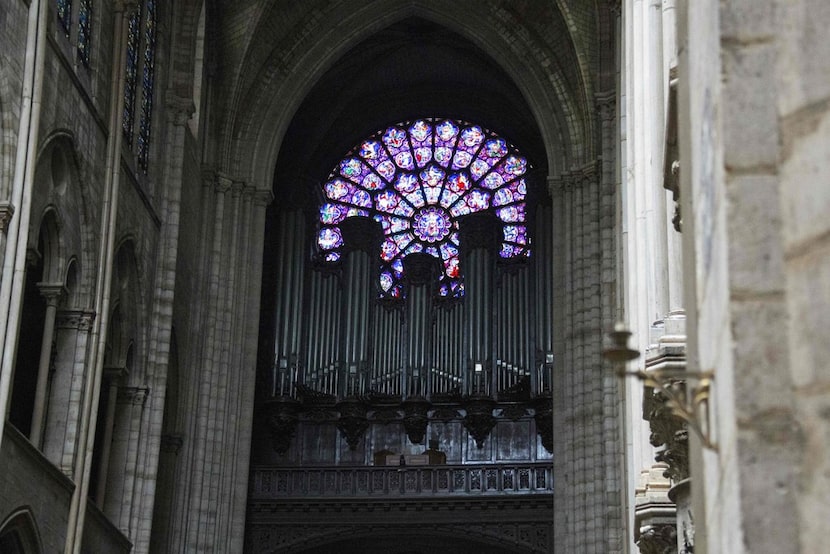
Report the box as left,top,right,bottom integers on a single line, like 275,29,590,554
0,508,43,554
218,0,595,189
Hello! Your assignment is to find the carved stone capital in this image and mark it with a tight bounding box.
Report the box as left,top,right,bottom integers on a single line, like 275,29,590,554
165,94,196,127
0,202,14,233
253,189,274,207
118,386,149,406
595,90,616,122
56,309,96,331
37,282,66,305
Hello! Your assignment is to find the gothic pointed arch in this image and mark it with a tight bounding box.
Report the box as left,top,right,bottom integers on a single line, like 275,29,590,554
0,509,42,554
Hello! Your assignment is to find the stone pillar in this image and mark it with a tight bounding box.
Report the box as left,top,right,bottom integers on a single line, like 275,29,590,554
29,283,64,447
104,385,148,533
44,310,95,474
94,367,127,506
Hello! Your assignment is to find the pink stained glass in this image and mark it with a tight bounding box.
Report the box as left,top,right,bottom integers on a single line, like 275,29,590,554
350,189,372,208
444,255,460,278
435,120,459,142
470,159,491,179
500,243,528,258
381,238,402,261
503,225,528,244
395,151,414,170
439,188,461,209
434,147,452,167
423,183,442,205
449,200,472,218
380,271,394,291
482,172,505,189
504,155,527,175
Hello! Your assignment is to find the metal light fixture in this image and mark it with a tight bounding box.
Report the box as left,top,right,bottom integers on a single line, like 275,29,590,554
603,322,717,451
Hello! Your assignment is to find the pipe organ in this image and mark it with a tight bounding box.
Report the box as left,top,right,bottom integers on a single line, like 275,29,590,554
260,119,554,457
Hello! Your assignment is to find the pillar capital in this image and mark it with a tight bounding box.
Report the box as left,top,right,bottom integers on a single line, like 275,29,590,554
104,366,129,383
118,386,149,406
0,201,14,233
37,282,67,305
165,94,196,127
56,309,96,331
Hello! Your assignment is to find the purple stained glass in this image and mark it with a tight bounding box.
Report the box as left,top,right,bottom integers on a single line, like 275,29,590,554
413,207,452,243
317,118,531,299
362,173,384,190
360,140,383,160
318,228,343,250
395,173,419,194
409,120,432,143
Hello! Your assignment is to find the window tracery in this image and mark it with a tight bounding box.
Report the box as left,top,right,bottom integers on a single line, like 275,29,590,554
317,118,530,299
122,0,157,172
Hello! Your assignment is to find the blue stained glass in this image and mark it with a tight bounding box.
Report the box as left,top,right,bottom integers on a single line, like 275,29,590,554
57,0,72,37
451,150,473,169
413,147,432,167
395,173,419,194
318,228,343,250
138,0,157,172
362,173,384,190
360,140,383,160
420,166,445,187
77,0,92,66
377,160,396,180
122,6,141,145
318,118,531,299
409,120,431,143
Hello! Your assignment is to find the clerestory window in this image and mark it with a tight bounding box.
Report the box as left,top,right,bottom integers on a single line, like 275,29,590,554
122,0,157,172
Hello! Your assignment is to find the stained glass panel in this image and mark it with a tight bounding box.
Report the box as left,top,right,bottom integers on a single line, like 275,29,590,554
137,0,157,172
122,6,141,145
316,118,531,299
57,0,72,37
77,0,92,66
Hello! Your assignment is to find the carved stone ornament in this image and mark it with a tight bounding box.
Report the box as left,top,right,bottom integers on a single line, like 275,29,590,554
462,396,497,449
263,398,302,455
336,398,369,450
644,385,689,482
636,523,678,554
401,396,431,444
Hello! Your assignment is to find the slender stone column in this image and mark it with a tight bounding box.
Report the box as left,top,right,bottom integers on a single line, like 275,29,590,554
30,283,65,447
44,310,95,473
94,367,127,506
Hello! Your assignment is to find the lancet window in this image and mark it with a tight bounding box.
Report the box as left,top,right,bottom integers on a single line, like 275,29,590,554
122,0,157,172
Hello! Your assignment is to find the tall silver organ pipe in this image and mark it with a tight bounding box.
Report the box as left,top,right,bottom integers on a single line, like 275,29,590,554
494,268,531,393
464,247,492,394
432,303,463,394
371,303,402,396
534,204,554,394
272,210,306,397
304,270,342,395
405,284,430,397
343,250,372,396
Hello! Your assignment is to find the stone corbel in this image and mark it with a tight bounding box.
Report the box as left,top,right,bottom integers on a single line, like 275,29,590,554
0,201,14,234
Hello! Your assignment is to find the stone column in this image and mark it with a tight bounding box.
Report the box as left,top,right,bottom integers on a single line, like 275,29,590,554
94,367,127,506
104,385,149,533
29,283,65,447
44,310,95,474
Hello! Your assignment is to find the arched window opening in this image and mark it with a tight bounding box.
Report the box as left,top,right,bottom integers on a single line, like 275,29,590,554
9,235,47,438
0,509,42,554
123,0,157,172
188,2,206,138
56,0,72,37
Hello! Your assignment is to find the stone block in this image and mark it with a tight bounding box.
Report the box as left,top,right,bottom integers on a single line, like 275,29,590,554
719,0,776,41
725,174,785,294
